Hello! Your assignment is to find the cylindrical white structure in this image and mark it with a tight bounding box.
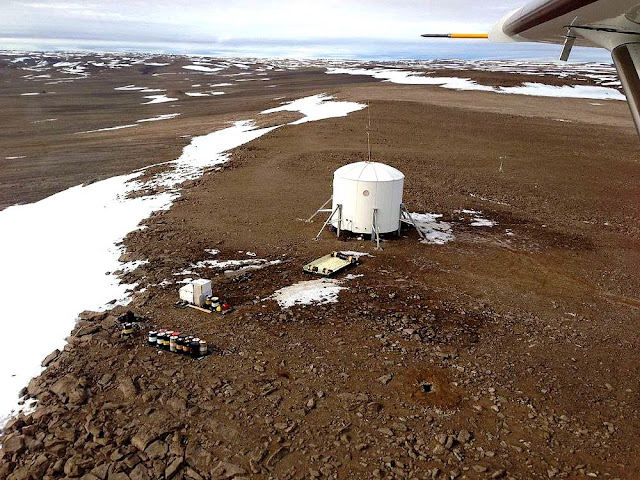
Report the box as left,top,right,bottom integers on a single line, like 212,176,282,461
331,162,404,235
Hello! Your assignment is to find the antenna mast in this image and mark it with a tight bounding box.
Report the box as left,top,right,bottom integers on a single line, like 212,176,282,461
366,103,371,162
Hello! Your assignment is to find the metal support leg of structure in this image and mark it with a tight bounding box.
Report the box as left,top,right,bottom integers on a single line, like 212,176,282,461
306,197,333,223
315,204,341,240
336,204,342,238
372,208,381,250
612,43,640,137
400,203,426,240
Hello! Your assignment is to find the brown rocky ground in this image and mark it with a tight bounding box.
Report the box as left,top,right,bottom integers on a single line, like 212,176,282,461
1,54,639,480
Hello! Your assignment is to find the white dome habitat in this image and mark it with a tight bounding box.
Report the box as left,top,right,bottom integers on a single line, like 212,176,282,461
331,161,405,235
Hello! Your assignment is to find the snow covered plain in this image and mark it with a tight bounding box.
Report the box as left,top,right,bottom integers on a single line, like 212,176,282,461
6,51,624,101
0,94,365,427
326,67,626,101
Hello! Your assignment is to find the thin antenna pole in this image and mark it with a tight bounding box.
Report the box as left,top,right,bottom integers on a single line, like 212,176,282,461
366,103,371,162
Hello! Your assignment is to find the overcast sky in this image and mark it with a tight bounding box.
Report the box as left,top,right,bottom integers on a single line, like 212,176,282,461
1,1,611,61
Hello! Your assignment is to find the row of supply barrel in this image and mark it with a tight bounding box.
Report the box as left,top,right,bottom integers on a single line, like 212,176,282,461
147,329,208,358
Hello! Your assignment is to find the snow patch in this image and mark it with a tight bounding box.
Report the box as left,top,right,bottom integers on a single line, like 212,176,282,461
500,82,625,100
193,258,268,270
271,279,348,308
188,249,280,272
183,65,222,73
76,124,138,134
76,114,180,133
142,94,178,104
326,68,625,100
137,113,181,123
261,93,366,124
114,86,165,93
470,218,497,227
146,120,279,189
326,67,494,92
411,213,454,245
456,209,498,227
115,85,145,91
173,269,194,276
0,175,175,427
339,251,372,258
119,259,149,274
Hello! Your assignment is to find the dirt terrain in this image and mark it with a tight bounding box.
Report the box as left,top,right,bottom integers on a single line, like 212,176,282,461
1,53,639,480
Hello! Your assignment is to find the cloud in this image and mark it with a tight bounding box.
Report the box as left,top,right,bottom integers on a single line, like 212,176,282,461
2,0,610,61
20,2,99,9
6,0,522,41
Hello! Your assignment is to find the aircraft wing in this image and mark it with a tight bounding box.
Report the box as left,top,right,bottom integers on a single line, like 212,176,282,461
492,0,640,134
424,0,640,135
490,0,640,48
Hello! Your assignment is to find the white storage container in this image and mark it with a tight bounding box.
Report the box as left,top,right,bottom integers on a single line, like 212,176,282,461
179,279,212,307
179,283,194,303
331,162,404,234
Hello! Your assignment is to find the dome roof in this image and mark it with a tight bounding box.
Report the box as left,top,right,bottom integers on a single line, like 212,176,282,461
333,162,404,182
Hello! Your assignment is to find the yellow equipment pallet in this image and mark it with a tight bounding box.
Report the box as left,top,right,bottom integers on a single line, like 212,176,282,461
303,251,358,277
